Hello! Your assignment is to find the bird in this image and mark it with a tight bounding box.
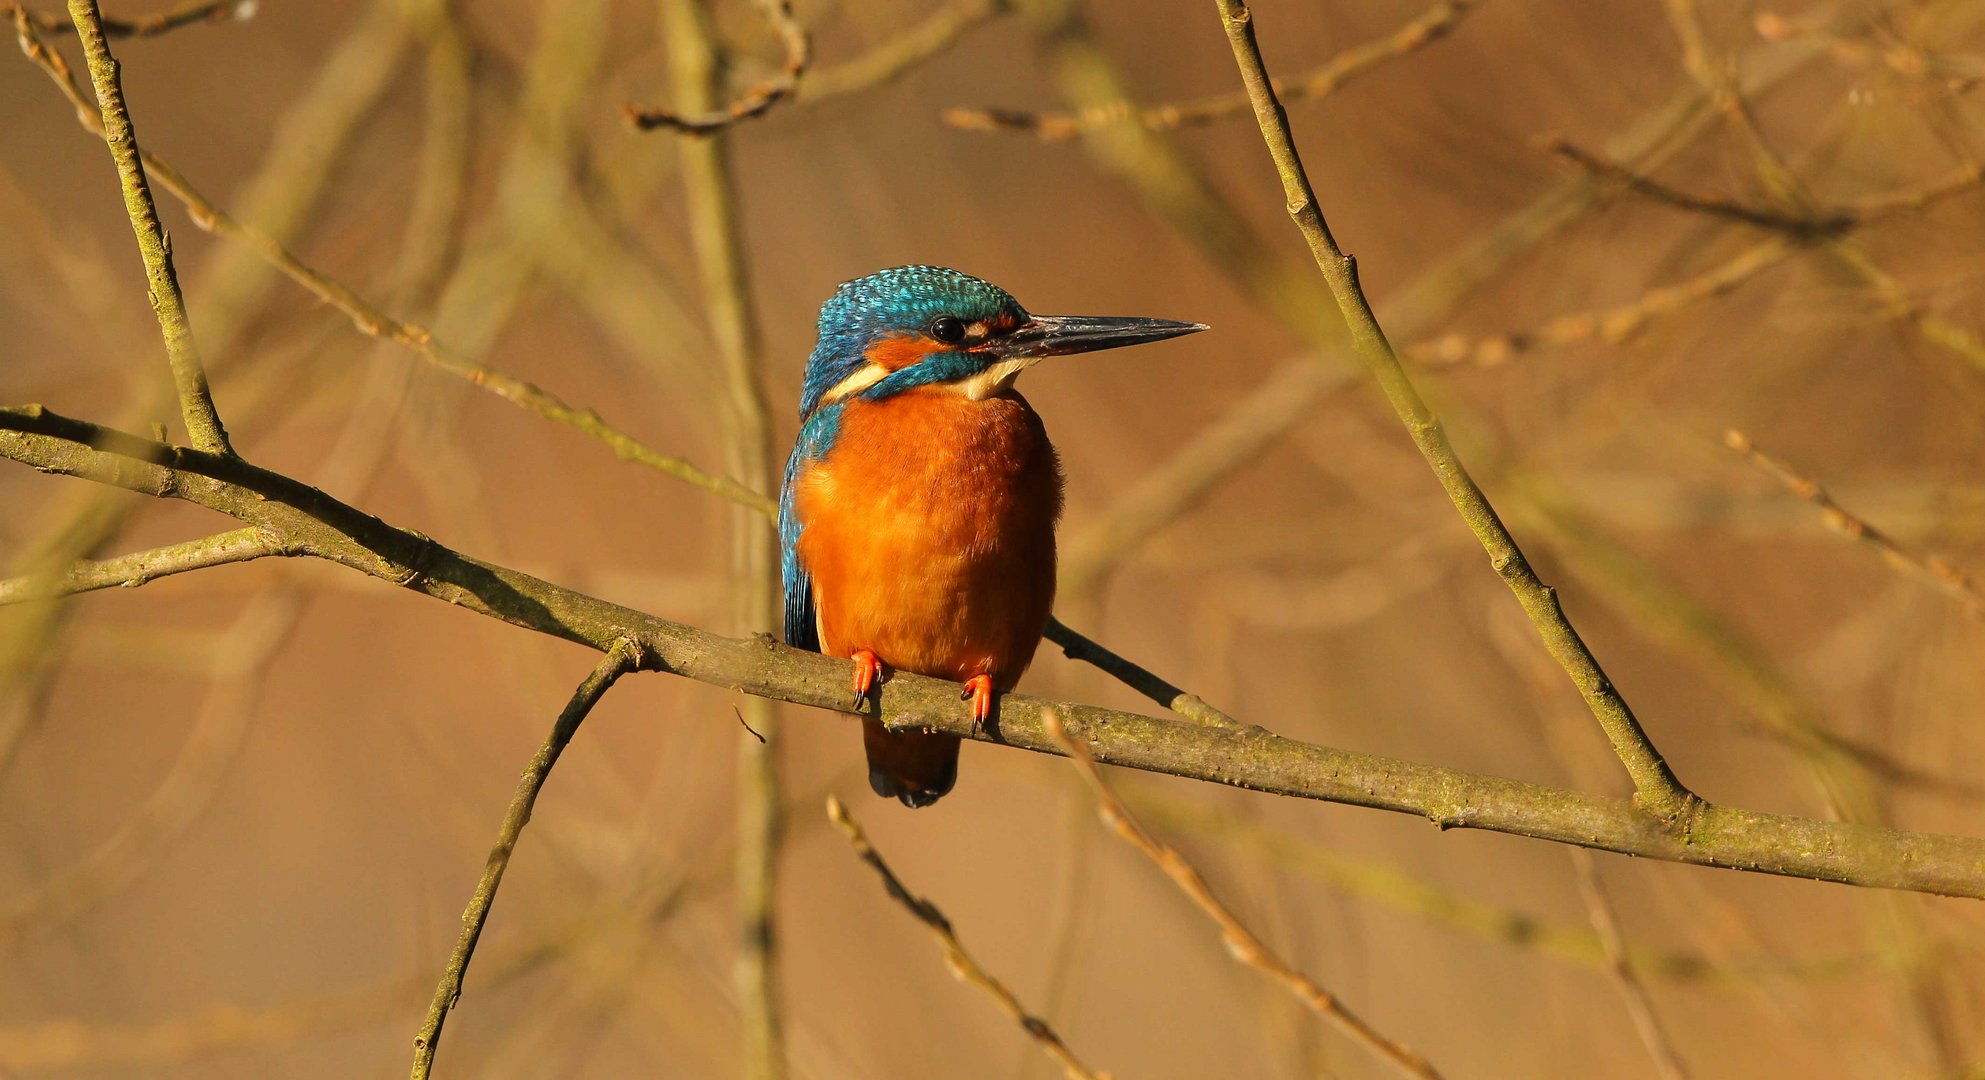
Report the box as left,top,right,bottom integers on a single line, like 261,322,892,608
780,265,1205,807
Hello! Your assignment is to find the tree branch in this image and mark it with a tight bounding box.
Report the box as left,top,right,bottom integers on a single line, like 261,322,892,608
947,0,1475,140
1045,710,1441,1080
30,0,246,37
8,8,771,516
827,796,1108,1080
409,639,641,1080
624,0,809,134
1211,0,1698,822
0,525,290,604
65,0,232,455
5,406,1982,897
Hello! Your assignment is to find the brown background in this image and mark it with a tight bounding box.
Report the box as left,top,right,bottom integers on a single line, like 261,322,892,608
4,0,1985,1076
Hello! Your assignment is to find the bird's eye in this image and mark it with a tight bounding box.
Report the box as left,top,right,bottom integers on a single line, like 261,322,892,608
928,316,966,345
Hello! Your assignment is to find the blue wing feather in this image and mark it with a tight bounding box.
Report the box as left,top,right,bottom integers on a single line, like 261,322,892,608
780,404,842,653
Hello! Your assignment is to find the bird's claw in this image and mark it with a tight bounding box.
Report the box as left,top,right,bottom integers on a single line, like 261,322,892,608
962,674,995,734
851,649,883,710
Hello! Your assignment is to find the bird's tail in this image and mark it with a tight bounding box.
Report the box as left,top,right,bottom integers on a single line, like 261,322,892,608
862,717,960,808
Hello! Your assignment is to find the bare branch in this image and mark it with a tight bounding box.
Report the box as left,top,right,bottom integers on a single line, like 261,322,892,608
947,0,1476,140
5,407,1985,897
1546,138,1849,235
1211,0,1697,821
827,796,1109,1080
1044,616,1238,727
624,0,809,134
29,0,247,38
1409,237,1796,369
800,0,1006,102
8,10,773,516
1044,710,1442,1080
1570,852,1692,1080
410,639,641,1080
1724,430,1985,619
0,525,289,604
61,0,233,454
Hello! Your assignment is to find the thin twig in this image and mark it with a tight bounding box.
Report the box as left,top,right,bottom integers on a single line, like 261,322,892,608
800,0,1006,102
1724,430,1984,619
409,640,641,1080
947,0,1476,140
1043,710,1442,1080
1570,852,1693,1080
1546,138,1850,235
29,0,245,37
624,0,809,133
0,526,289,604
1135,792,1872,985
826,795,1110,1080
1213,0,1698,822
63,0,233,454
8,9,771,516
1044,616,1238,727
1409,237,1796,369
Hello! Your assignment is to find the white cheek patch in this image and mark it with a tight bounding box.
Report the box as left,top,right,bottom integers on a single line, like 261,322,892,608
819,363,889,404
955,357,1039,400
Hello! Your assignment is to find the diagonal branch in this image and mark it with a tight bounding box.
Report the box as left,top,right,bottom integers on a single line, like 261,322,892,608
1045,710,1441,1079
1723,430,1984,619
0,525,291,604
4,406,1985,898
1210,0,1698,822
623,0,809,133
8,9,772,516
827,796,1109,1080
409,639,641,1080
64,0,232,455
947,0,1476,140
31,0,245,37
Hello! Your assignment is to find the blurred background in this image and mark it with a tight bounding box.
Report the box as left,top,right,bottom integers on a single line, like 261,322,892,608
3,0,1984,1076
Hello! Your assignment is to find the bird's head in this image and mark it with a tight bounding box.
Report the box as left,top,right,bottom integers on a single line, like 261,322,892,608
798,265,1206,417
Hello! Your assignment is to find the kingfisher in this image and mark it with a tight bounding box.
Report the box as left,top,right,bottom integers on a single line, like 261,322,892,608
781,266,1205,807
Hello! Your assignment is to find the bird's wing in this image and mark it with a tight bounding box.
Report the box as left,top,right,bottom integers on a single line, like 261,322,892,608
779,406,839,653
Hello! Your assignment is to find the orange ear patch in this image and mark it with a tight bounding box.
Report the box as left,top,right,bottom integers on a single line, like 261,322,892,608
863,332,940,371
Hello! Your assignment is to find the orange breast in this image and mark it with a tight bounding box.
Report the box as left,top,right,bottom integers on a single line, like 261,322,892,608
794,388,1062,688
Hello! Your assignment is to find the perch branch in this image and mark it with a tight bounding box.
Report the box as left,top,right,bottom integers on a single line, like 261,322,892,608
4,407,1985,897
409,640,641,1080
827,796,1108,1080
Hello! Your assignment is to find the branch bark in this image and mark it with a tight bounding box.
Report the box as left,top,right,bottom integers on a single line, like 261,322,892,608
5,406,1984,898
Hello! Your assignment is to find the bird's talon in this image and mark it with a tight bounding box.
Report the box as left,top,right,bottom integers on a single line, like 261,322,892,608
963,674,995,733
850,649,883,710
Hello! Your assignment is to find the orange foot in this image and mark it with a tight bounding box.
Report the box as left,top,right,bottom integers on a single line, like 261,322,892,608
960,674,996,731
850,649,884,709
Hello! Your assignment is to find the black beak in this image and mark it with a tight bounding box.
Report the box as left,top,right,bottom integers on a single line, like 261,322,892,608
988,314,1208,359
